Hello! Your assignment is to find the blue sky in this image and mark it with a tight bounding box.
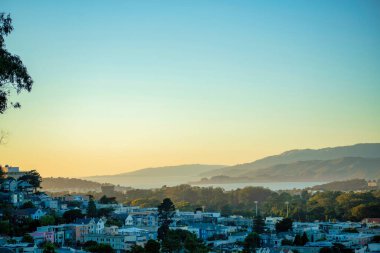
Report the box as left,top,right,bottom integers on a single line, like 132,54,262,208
1,0,380,177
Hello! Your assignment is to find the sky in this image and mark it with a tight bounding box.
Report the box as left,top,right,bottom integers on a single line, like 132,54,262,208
1,0,380,177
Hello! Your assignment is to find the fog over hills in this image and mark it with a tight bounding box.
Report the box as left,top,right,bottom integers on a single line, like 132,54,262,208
83,164,226,188
81,143,380,188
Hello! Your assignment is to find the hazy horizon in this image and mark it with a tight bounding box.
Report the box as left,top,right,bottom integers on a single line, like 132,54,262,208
1,1,380,177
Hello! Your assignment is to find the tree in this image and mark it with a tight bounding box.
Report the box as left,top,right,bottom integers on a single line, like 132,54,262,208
42,242,56,253
161,229,208,253
243,232,261,253
40,215,56,226
22,233,34,243
87,196,97,217
144,239,160,253
276,218,293,233
20,201,35,209
97,207,114,217
301,232,309,246
157,198,176,241
253,214,265,234
0,165,5,182
293,234,302,246
129,245,145,253
85,242,114,253
63,209,84,223
99,195,117,204
0,13,33,114
19,170,42,192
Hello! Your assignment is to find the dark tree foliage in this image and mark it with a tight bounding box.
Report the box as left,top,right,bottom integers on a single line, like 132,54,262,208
281,239,293,246
293,232,309,246
0,13,33,114
319,247,341,253
144,239,160,253
0,165,5,182
276,218,293,233
157,198,176,241
42,242,56,253
19,170,42,191
161,229,208,253
128,245,145,253
124,185,380,222
97,207,114,217
243,232,261,253
99,195,117,204
253,214,265,234
20,201,35,209
301,232,309,245
293,234,302,246
87,197,97,217
63,209,84,223
85,243,114,253
22,233,34,243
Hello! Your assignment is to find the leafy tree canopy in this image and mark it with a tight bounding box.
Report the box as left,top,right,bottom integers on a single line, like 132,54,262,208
0,13,33,114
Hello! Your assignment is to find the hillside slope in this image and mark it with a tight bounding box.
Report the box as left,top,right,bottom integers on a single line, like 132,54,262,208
244,157,380,181
83,164,226,188
200,143,380,177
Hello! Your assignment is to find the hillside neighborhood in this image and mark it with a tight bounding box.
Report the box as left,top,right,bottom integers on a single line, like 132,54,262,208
0,166,379,253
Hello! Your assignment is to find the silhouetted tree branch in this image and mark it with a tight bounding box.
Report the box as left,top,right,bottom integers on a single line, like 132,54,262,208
0,13,33,114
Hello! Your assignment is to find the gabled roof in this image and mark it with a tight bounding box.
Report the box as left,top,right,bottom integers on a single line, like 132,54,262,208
17,180,33,188
75,217,104,225
14,208,43,216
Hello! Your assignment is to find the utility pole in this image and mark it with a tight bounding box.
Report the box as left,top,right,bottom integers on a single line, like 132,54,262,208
254,201,258,216
285,201,289,218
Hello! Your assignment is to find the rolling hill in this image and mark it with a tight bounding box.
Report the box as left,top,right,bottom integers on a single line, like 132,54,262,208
200,143,380,177
83,164,226,188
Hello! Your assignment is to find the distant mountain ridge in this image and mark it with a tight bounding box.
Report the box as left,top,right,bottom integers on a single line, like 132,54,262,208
82,143,380,188
200,143,380,177
83,164,226,188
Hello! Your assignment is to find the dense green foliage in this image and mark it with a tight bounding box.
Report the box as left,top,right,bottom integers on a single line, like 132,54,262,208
276,218,293,232
243,232,261,253
253,215,265,234
87,197,97,217
19,170,42,191
99,195,117,204
157,198,176,241
84,241,114,253
63,209,84,223
124,185,380,221
161,229,209,253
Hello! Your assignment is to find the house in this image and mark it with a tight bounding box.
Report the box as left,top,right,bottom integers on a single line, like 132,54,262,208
30,230,55,244
84,233,131,252
1,178,17,192
125,212,158,227
14,208,46,220
362,218,380,226
265,217,283,231
118,227,156,245
3,165,28,180
16,181,34,195
183,224,229,241
76,217,106,234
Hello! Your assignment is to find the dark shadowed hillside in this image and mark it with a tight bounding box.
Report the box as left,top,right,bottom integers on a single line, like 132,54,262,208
310,179,370,191
193,157,380,184
201,143,380,177
245,157,380,181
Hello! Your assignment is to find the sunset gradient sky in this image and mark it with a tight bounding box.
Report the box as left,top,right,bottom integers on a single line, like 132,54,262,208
1,0,380,177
